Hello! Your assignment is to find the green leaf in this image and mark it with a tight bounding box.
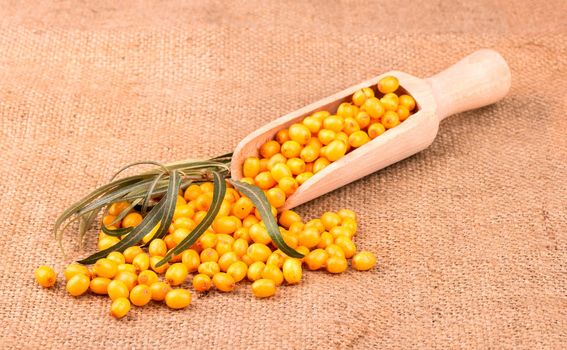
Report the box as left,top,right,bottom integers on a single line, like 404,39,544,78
229,180,304,259
156,171,226,267
101,225,134,237
77,170,182,264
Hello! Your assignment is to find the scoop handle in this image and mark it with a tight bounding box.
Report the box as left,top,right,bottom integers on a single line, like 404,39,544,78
425,49,511,121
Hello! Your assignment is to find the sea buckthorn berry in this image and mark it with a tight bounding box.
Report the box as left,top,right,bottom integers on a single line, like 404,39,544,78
213,272,236,292
150,281,171,301
312,110,330,120
349,130,371,148
397,105,410,121
266,252,285,268
254,171,277,190
330,226,352,239
278,210,302,229
123,246,144,264
270,163,292,182
150,256,169,274
399,94,416,111
306,219,325,233
259,140,280,159
247,261,266,281
321,212,342,230
243,157,261,178
382,110,400,129
275,128,290,144
304,249,329,270
282,258,302,284
107,251,126,265
241,254,254,266
184,184,202,201
368,122,386,139
195,192,213,211
355,111,371,129
165,289,192,309
289,123,312,145
227,261,248,282
132,253,150,272
176,195,187,206
173,204,194,221
262,264,284,286
296,172,313,185
362,97,385,119
93,258,118,279
378,76,399,94
172,227,190,245
381,93,399,111
362,87,375,98
122,212,143,228
249,224,272,245
259,158,269,172
247,243,272,262
326,256,348,273
317,129,336,146
110,297,130,319
326,244,346,258
306,137,322,149
337,103,359,119
117,263,136,274
286,158,306,175
299,145,319,163
129,284,151,307
313,157,330,174
181,249,200,272
218,252,239,272
199,232,218,249
98,236,120,251
337,209,356,221
198,261,220,277
352,251,377,271
335,236,357,258
148,239,167,257
343,117,360,135
192,213,208,230
107,280,129,300
35,265,57,288
288,221,304,236
266,188,286,208
164,263,188,286
193,274,212,292
108,201,129,216
341,218,357,234
231,238,248,256
252,279,277,298
102,214,119,228
323,115,344,132
280,140,302,158
302,116,322,133
232,197,254,219
114,271,138,291
138,270,158,286
66,273,90,297
317,232,334,249
212,216,239,235
298,227,321,249
266,153,287,171
352,89,367,106
217,233,235,246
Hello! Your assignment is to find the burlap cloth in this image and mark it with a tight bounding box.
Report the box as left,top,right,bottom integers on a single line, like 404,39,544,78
1,1,566,349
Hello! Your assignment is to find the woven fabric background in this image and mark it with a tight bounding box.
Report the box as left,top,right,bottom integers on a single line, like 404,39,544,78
1,1,566,349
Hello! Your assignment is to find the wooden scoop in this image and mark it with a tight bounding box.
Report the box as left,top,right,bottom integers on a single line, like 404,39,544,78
231,49,511,211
